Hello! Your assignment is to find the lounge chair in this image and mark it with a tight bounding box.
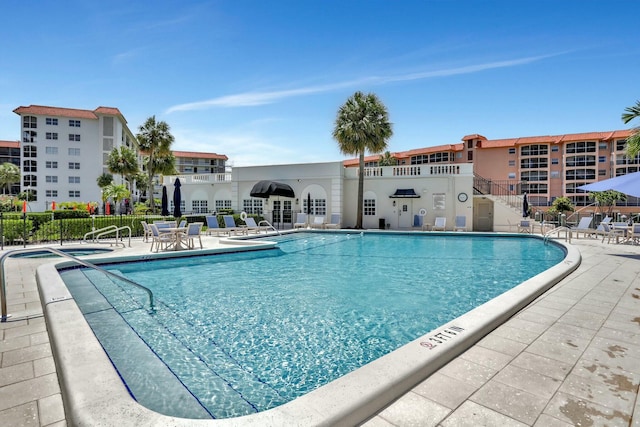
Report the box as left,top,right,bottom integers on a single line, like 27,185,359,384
309,216,325,229
293,213,308,229
244,217,269,233
598,223,625,244
518,220,532,233
184,222,203,249
432,217,446,231
148,223,175,252
206,215,227,236
324,213,341,229
223,215,247,235
454,216,467,232
572,217,595,238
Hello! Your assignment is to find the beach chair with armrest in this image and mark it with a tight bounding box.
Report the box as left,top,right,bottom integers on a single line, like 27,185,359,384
293,213,307,229
309,216,326,229
432,217,446,231
324,213,341,229
223,215,247,235
244,217,268,233
184,222,203,249
572,216,595,238
454,216,467,232
140,220,153,242
148,223,175,252
205,215,227,236
518,220,532,233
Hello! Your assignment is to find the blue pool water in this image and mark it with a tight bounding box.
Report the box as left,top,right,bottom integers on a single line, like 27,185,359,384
60,232,565,419
10,247,112,258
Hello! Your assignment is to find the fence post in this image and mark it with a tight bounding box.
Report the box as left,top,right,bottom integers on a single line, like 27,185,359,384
22,213,26,248
59,215,63,246
0,213,3,251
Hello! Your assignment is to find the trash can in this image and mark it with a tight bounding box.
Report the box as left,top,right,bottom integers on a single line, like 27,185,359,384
379,218,386,230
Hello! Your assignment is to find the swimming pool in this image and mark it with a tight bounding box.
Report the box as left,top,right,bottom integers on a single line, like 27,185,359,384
9,247,113,258
57,232,567,420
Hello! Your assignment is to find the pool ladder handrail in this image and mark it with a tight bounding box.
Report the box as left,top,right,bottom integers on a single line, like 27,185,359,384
83,225,132,247
258,219,281,235
543,226,572,244
0,247,155,322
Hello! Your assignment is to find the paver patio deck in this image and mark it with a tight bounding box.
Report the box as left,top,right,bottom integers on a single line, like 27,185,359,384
1,234,639,426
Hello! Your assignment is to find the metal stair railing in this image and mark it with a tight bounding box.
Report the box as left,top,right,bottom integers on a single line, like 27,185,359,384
1,247,155,322
83,225,132,247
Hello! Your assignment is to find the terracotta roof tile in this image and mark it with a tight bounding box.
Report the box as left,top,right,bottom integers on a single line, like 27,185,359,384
13,105,98,119
93,106,122,116
461,134,487,141
172,150,228,160
0,140,20,148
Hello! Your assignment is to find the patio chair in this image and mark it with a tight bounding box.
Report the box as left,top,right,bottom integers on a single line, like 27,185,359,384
223,215,247,235
454,216,467,232
629,223,640,245
148,223,175,252
518,220,532,233
205,215,227,236
178,219,187,228
432,217,446,231
572,217,595,238
244,217,269,233
140,221,153,242
184,222,203,249
324,213,341,229
309,216,326,229
293,213,308,229
598,223,625,244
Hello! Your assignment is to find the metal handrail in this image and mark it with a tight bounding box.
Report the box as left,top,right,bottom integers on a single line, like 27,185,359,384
83,225,132,247
1,247,155,322
258,220,281,235
543,226,572,244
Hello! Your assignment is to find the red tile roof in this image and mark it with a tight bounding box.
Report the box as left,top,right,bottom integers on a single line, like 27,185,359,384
13,105,124,120
0,140,20,148
172,150,228,160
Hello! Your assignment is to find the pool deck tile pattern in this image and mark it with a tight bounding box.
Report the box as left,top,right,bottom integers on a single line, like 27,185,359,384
1,234,639,426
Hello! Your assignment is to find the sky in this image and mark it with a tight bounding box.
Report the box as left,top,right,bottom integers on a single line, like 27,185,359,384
1,0,639,167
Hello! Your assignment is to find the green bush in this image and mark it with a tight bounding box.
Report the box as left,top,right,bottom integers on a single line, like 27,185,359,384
0,219,33,243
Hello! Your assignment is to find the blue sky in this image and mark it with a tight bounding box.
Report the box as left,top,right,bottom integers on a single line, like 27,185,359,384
1,1,638,166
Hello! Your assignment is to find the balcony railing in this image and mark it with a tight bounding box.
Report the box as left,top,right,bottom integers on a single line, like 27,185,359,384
349,163,473,178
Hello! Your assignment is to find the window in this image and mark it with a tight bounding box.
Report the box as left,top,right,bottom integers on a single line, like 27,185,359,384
599,156,607,163
508,148,516,154
23,160,37,172
599,142,608,150
565,169,596,180
46,132,58,140
23,116,37,129
550,171,560,178
363,199,376,216
69,120,81,127
551,158,559,165
303,198,326,215
46,118,58,126
520,158,549,169
68,148,80,156
46,176,58,183
615,139,627,151
551,146,559,152
23,130,37,143
170,200,185,213
565,141,596,154
68,134,81,142
69,190,81,198
520,144,548,156
23,145,37,157
191,200,209,214
565,155,596,167
215,200,232,211
521,171,548,181
599,169,607,176
508,172,516,179
45,147,58,155
68,162,80,169
23,174,37,186
467,151,473,161
508,160,515,167
46,161,58,169
522,183,548,194
45,190,58,198
68,176,80,184
242,199,263,215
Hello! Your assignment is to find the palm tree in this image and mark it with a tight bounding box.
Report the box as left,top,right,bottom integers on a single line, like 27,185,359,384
107,146,139,188
0,162,20,194
136,116,175,213
333,91,393,228
622,100,640,158
378,151,398,166
103,183,130,214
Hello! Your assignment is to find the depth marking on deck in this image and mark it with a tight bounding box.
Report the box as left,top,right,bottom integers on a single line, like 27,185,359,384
419,325,465,350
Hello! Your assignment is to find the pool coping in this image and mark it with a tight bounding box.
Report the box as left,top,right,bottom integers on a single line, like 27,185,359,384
37,234,580,426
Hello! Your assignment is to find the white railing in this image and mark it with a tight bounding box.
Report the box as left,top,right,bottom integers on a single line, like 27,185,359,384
164,173,232,185
348,163,473,179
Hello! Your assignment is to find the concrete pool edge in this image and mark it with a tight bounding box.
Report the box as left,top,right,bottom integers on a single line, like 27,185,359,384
38,236,580,426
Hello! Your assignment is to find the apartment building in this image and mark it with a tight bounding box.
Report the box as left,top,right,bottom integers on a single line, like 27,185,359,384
173,151,227,175
346,129,636,209
13,105,138,211
0,140,21,195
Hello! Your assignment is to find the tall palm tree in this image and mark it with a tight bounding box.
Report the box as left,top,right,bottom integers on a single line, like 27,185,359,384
0,162,20,194
333,91,393,228
107,146,139,188
136,116,175,213
103,183,130,214
622,100,640,158
378,151,398,166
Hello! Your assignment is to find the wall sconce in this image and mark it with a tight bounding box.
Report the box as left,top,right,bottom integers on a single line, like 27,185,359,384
296,198,299,205
392,200,396,207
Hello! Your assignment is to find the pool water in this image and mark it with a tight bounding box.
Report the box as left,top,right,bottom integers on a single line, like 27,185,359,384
9,247,112,258
60,232,565,419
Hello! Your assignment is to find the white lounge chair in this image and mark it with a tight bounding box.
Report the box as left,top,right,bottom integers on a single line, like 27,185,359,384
293,213,308,229
244,217,269,233
223,215,247,235
309,216,325,229
572,217,595,238
599,222,625,244
324,213,341,229
629,223,640,245
432,217,446,231
454,216,467,232
140,220,153,242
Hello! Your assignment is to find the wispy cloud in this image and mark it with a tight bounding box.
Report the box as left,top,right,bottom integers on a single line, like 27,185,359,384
166,53,558,114
112,48,142,65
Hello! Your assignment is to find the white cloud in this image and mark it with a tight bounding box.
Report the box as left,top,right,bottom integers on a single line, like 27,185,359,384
165,53,558,114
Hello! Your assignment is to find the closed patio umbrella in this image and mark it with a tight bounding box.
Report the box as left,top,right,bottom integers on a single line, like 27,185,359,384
173,178,182,218
522,193,529,217
161,186,169,216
